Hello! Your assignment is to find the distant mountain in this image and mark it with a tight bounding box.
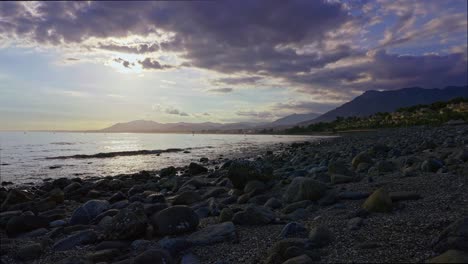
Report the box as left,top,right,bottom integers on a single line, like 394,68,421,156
300,86,468,126
269,112,321,126
100,120,265,133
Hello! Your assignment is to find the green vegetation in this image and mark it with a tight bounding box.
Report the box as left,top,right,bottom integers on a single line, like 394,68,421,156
284,97,468,134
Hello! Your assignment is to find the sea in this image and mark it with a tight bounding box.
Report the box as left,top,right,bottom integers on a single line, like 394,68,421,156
0,132,331,184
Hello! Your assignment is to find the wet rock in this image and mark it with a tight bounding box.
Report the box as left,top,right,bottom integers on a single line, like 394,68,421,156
232,204,276,225
188,162,208,175
188,221,236,245
134,249,173,264
52,229,98,251
362,188,392,213
160,166,177,177
283,177,327,203
227,160,274,189
173,191,202,205
105,203,148,240
6,215,48,236
69,199,109,225
279,222,308,239
151,205,199,235
1,189,32,210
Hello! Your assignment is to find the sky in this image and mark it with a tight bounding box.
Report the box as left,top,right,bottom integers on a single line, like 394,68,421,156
0,0,467,130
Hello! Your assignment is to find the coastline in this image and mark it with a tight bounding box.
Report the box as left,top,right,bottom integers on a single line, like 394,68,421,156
1,125,467,263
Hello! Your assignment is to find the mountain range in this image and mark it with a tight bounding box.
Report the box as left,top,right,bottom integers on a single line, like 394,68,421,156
99,85,467,133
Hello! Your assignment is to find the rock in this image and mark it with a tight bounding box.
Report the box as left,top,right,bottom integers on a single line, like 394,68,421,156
244,180,266,195
202,187,227,199
267,238,309,261
227,160,274,189
47,188,65,203
160,166,177,177
181,253,201,264
50,219,67,228
374,160,397,173
232,204,275,225
69,199,109,225
95,240,130,250
283,177,327,203
105,203,148,240
6,215,48,236
188,221,236,245
328,160,354,176
131,239,152,251
347,217,363,230
421,159,444,172
52,229,98,251
64,182,81,193
158,237,192,255
352,151,373,168
282,254,313,264
362,188,392,213
265,197,282,209
309,225,333,247
427,250,468,263
86,249,119,262
282,200,312,214
109,192,126,203
172,191,202,205
279,222,308,239
151,205,199,235
58,256,92,264
195,207,210,219
432,217,468,253
146,193,166,203
1,189,32,210
188,162,208,175
219,208,234,222
0,210,22,227
18,243,42,261
330,174,354,184
389,191,421,201
134,249,173,264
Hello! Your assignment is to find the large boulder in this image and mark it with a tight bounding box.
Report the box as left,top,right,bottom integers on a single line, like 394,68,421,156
227,160,274,189
70,200,109,225
187,221,236,246
6,215,49,236
232,205,276,225
105,203,148,240
151,205,199,235
172,191,202,205
362,188,392,213
188,163,208,175
53,229,98,251
1,189,32,210
283,177,327,203
159,166,177,177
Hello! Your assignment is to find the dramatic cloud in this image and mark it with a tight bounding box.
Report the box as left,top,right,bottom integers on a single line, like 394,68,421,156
138,58,173,70
113,57,133,68
206,88,233,93
165,108,188,116
98,43,159,54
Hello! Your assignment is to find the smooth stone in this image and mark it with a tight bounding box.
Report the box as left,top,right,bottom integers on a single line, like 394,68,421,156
69,199,109,225
265,197,282,209
362,188,392,213
282,254,313,264
105,203,148,240
50,219,67,228
279,222,308,239
173,191,202,205
134,249,173,264
6,215,48,236
188,162,208,175
52,229,98,251
282,200,312,214
347,217,363,230
86,249,119,262
309,225,333,247
188,221,236,246
283,177,327,203
427,250,468,263
158,237,192,255
151,205,199,235
232,205,276,225
18,243,43,261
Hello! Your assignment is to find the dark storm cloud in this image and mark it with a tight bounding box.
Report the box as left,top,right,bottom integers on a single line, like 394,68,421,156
206,88,233,93
113,57,133,68
138,58,173,70
98,43,159,54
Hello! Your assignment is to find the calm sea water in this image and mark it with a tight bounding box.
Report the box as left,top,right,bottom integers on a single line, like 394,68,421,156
0,132,329,184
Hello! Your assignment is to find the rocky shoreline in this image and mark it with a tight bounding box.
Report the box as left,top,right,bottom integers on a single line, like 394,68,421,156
1,125,467,264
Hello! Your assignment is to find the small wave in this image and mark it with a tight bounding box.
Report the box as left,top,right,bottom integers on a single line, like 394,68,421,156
46,148,184,159
50,142,76,145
